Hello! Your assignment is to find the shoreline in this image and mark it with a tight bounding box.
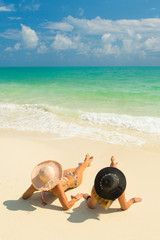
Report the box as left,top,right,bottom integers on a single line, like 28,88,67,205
1,129,159,239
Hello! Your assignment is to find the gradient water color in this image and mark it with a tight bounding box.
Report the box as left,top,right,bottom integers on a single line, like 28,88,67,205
0,67,160,146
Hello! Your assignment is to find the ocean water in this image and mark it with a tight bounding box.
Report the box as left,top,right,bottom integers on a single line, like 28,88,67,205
0,67,160,146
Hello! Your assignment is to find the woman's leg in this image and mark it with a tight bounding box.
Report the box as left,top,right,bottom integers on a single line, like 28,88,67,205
64,168,76,174
110,156,118,168
73,153,93,186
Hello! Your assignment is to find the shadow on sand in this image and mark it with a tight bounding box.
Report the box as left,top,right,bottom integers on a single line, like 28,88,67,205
65,201,122,223
4,192,121,222
3,192,62,212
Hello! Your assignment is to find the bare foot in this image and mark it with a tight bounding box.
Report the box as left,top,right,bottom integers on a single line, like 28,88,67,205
84,153,93,167
110,156,118,168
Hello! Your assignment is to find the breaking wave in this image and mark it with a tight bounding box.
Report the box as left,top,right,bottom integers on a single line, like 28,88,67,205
80,112,160,133
0,103,152,146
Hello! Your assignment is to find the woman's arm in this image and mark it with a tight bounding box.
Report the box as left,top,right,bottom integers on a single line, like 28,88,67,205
118,192,142,210
51,183,83,210
83,186,97,209
22,184,37,199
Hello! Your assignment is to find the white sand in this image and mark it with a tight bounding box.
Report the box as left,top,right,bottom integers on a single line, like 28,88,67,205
0,131,159,240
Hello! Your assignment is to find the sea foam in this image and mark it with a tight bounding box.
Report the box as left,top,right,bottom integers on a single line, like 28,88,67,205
80,112,160,133
0,103,145,146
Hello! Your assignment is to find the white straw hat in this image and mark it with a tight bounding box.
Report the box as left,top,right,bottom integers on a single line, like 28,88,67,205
31,160,62,191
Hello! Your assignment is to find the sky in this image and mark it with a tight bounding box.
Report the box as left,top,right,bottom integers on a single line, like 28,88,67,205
0,0,160,66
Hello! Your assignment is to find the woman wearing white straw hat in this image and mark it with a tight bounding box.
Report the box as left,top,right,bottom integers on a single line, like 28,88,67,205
83,156,142,210
22,154,93,210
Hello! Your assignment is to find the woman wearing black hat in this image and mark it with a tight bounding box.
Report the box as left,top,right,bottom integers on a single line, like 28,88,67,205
83,156,142,210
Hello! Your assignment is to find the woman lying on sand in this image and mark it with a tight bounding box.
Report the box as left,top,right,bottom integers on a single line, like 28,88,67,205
83,156,142,210
22,154,93,210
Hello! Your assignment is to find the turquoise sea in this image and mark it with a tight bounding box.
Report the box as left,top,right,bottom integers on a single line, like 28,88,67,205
0,67,160,146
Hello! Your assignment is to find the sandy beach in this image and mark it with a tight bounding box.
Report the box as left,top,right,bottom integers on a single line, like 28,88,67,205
1,0,160,238
1,130,159,240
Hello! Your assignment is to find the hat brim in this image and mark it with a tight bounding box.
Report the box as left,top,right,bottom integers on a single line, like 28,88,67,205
31,160,62,191
94,167,126,200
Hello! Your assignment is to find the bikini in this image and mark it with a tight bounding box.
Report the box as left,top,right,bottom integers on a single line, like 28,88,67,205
63,172,78,188
60,176,69,185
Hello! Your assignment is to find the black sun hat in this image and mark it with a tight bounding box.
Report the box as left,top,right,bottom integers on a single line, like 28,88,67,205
94,167,126,200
